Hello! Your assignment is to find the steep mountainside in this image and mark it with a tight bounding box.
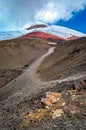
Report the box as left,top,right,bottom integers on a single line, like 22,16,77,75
21,31,66,43
38,37,86,81
0,24,86,41
0,36,86,130
0,37,50,88
0,38,49,69
23,25,86,40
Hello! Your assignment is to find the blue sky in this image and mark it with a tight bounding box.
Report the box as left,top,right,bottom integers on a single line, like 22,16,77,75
57,8,86,33
0,0,86,33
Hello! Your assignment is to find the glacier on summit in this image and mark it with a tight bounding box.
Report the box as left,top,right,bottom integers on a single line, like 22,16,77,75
0,25,86,40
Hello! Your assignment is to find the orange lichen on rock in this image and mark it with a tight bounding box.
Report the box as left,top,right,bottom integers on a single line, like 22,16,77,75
50,109,64,119
41,92,61,106
25,109,48,121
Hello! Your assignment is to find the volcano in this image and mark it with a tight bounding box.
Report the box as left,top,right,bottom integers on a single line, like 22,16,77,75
21,24,86,42
0,22,86,130
0,24,86,41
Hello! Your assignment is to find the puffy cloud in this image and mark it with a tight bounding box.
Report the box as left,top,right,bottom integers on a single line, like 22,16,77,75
0,0,45,30
0,0,86,30
35,0,86,23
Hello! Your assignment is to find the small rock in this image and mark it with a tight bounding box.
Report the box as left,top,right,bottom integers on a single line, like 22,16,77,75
75,84,81,92
50,109,64,119
45,106,50,109
25,109,47,121
41,92,61,106
61,102,66,106
41,98,52,106
70,110,76,114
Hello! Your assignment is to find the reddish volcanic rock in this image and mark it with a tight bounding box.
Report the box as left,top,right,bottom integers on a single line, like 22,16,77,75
21,31,66,41
67,35,78,40
22,24,81,42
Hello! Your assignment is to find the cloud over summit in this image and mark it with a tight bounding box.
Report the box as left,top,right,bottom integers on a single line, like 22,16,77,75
0,0,86,30
35,0,86,23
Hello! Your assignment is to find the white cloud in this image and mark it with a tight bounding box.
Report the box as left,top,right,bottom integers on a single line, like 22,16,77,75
0,0,86,30
35,0,86,23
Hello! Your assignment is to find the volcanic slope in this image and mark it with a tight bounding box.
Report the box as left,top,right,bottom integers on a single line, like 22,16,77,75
0,37,50,88
0,37,86,130
38,37,86,81
24,24,86,40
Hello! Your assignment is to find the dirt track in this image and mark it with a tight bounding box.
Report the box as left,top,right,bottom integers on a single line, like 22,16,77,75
0,45,86,130
0,47,55,102
0,46,86,102
0,47,86,101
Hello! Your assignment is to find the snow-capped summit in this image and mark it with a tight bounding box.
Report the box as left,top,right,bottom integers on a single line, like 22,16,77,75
25,24,86,40
0,24,86,41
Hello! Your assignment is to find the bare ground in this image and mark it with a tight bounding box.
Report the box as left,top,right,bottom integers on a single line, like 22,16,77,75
0,37,50,88
38,37,86,81
0,77,86,130
0,37,86,130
